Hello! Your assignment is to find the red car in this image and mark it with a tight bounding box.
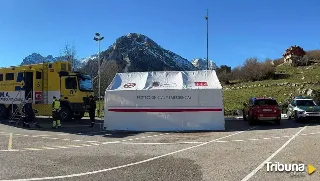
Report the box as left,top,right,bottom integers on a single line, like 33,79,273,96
243,97,281,125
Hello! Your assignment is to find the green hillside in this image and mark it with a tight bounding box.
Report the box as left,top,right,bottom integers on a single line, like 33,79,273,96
223,63,320,115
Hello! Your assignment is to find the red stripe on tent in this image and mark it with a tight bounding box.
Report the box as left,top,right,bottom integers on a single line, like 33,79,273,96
108,108,223,112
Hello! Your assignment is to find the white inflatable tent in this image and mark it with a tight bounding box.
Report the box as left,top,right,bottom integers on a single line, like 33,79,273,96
104,70,224,131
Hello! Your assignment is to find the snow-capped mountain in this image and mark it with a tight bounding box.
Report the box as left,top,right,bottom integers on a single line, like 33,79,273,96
78,54,98,64
20,53,87,70
80,33,197,77
78,33,198,94
21,53,57,65
103,33,196,71
191,58,218,70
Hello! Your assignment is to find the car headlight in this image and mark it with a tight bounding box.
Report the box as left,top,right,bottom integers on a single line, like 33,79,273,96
298,111,305,114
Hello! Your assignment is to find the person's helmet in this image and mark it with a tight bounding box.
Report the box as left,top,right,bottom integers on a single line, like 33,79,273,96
53,96,56,99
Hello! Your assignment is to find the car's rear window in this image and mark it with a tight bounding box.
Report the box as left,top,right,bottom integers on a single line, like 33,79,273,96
254,99,278,106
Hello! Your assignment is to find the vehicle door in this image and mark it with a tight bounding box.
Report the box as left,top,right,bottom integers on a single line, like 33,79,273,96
34,71,43,104
24,71,34,100
60,76,78,103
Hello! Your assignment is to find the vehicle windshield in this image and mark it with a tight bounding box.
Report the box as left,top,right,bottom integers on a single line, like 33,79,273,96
296,100,317,106
78,74,93,92
254,99,278,106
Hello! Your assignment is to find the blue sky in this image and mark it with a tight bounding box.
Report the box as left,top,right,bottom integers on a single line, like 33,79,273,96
0,0,319,68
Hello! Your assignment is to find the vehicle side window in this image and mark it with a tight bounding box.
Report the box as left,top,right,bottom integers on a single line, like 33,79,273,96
65,77,77,89
36,71,42,79
292,100,296,106
5,73,14,81
0,74,3,81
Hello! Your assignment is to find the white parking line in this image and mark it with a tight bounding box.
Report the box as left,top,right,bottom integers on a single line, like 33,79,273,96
181,141,206,144
79,144,93,147
24,148,43,151
0,126,256,181
42,147,57,150
119,142,176,145
90,143,100,146
57,133,69,136
86,141,99,143
241,126,307,181
214,140,228,143
0,149,20,152
102,141,120,144
53,146,69,149
68,145,82,148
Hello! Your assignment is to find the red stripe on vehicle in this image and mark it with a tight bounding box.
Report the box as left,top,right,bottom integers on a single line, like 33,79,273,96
108,108,223,112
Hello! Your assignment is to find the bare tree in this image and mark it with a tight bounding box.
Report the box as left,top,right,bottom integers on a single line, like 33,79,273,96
93,60,121,96
300,55,310,66
273,58,284,66
61,42,77,71
242,58,263,81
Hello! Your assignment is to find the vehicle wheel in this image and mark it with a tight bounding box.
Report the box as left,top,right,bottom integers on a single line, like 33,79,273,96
294,111,301,123
60,106,73,122
275,119,281,125
248,117,256,126
0,104,8,119
73,112,85,120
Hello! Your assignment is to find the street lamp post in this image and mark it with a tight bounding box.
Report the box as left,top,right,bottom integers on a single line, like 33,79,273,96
205,9,209,70
93,33,104,121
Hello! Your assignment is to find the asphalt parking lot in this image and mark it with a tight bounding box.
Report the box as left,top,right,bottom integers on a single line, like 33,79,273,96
0,117,320,181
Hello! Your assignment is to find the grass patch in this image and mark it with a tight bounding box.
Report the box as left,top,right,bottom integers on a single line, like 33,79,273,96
223,64,320,115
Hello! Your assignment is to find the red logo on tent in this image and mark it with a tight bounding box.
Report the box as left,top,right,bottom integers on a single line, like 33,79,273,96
35,92,42,100
195,82,208,86
124,83,136,88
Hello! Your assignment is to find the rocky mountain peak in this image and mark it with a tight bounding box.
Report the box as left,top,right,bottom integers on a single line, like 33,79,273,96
191,58,218,70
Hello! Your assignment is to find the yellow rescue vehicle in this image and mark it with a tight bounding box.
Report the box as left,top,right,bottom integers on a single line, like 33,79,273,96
0,61,94,121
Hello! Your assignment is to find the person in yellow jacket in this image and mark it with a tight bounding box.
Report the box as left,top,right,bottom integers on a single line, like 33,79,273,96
52,96,62,129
